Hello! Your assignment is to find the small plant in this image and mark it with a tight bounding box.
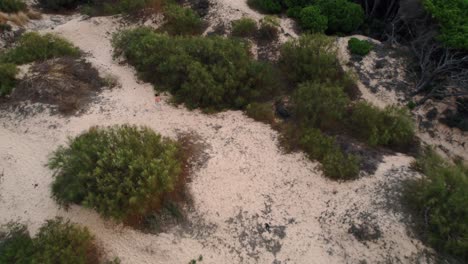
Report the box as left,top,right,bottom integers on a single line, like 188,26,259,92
49,125,183,222
348,37,373,56
0,63,18,96
258,15,280,41
247,0,282,14
0,32,80,65
348,102,415,148
0,0,27,13
0,218,105,264
299,6,328,33
292,81,349,129
405,148,468,261
161,4,203,36
231,17,257,38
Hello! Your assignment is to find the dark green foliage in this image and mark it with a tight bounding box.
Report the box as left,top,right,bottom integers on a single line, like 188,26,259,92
293,81,349,129
405,148,468,261
258,16,280,41
279,34,340,84
0,218,102,264
348,102,415,148
283,0,315,8
161,4,203,36
347,37,373,56
0,23,12,32
231,18,257,38
37,0,85,10
300,128,359,180
49,125,182,221
245,102,275,124
0,63,18,96
0,32,80,65
247,0,282,14
32,218,100,264
0,223,34,264
314,0,364,33
113,27,277,111
423,0,468,50
0,0,27,13
299,6,328,33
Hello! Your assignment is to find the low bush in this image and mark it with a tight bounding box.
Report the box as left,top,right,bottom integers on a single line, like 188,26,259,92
161,4,203,36
405,148,468,261
348,102,415,148
300,128,359,179
292,81,349,129
49,125,182,222
258,15,280,41
245,102,275,124
247,0,282,14
37,0,85,10
0,0,27,13
113,27,277,110
279,34,340,84
314,0,364,34
283,0,314,8
0,63,18,96
231,17,257,38
348,37,373,56
0,218,103,264
0,32,80,65
299,6,328,33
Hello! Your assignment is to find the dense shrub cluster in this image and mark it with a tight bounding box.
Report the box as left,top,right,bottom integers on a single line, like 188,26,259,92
161,4,203,36
0,63,18,96
246,0,282,14
0,218,104,264
231,18,257,38
299,6,327,33
113,27,277,110
0,32,80,65
347,37,373,56
38,0,85,10
49,125,182,222
311,0,364,34
423,0,468,50
258,15,280,41
300,128,359,179
405,148,468,261
0,0,27,13
348,102,415,148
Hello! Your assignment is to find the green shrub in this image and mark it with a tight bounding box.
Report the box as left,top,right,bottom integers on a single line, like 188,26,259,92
0,32,80,65
293,81,349,129
0,23,13,32
245,102,275,124
300,128,359,180
80,0,163,15
423,0,468,50
0,223,34,264
349,102,415,148
0,218,103,264
258,15,280,41
348,37,373,56
49,125,182,221
283,0,314,8
0,63,18,96
161,4,203,36
247,0,282,14
405,148,468,261
231,18,257,38
0,0,27,13
37,0,85,10
279,34,340,84
33,218,100,264
299,6,328,33
113,27,277,110
314,0,364,33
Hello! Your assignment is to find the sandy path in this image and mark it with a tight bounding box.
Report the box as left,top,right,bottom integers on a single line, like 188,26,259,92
0,3,432,264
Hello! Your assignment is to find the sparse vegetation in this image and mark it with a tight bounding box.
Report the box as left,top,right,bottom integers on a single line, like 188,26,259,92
49,125,183,222
0,32,80,65
113,27,277,111
348,37,373,56
348,102,415,148
0,0,27,13
0,63,18,96
231,17,257,38
0,218,104,264
405,148,468,261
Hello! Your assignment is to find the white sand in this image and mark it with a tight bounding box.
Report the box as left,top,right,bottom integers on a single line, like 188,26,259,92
0,2,436,263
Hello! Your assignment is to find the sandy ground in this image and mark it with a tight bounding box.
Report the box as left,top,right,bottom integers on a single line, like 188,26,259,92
0,1,441,263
